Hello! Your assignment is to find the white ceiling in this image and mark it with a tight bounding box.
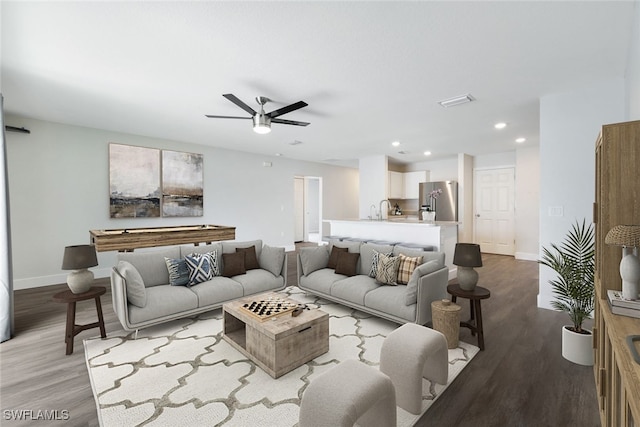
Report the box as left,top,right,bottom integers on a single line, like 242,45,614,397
1,1,636,167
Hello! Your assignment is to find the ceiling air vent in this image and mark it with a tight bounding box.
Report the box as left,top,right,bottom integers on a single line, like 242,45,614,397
438,94,475,108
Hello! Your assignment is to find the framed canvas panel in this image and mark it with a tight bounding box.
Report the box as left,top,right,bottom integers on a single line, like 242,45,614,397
109,143,161,218
161,150,203,217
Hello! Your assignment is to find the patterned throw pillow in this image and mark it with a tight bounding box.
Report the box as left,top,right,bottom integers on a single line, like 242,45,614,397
370,250,393,278
397,253,423,285
164,257,190,286
185,253,214,285
375,253,400,285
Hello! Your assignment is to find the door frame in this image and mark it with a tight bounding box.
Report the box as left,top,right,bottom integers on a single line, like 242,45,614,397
294,175,323,243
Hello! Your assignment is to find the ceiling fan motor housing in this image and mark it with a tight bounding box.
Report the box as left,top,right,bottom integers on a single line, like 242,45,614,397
253,114,271,134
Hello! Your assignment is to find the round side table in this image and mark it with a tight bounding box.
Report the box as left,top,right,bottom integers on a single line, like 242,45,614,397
446,283,491,351
52,286,107,355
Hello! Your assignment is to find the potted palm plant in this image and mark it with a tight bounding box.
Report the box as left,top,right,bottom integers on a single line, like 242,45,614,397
539,219,595,366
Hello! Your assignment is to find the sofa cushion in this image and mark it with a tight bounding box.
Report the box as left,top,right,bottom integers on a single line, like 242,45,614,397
128,284,198,324
117,261,147,308
360,243,395,277
260,244,285,277
331,275,380,306
299,268,346,295
189,277,244,307
405,260,442,306
375,253,400,285
222,251,246,277
233,269,285,295
299,246,329,276
185,253,215,285
365,285,417,322
397,253,423,285
236,246,260,270
335,252,360,277
327,246,348,269
118,247,180,287
164,257,190,287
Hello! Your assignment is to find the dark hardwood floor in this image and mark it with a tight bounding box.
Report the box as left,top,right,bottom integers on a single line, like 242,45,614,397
0,247,599,426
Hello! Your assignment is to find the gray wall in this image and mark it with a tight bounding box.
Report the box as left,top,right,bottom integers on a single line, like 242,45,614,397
6,116,359,289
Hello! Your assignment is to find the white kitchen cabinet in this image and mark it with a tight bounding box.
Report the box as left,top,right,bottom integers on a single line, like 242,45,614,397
403,171,427,199
388,171,404,199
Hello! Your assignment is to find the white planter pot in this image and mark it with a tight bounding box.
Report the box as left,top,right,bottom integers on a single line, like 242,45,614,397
561,326,593,366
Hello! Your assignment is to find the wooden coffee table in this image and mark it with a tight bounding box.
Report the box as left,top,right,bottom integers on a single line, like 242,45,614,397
223,292,329,378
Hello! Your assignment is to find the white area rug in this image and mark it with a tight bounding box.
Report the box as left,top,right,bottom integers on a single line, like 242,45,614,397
85,287,478,426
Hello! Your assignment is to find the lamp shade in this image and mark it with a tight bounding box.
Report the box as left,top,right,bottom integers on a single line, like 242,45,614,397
453,243,483,267
62,245,98,270
605,225,640,247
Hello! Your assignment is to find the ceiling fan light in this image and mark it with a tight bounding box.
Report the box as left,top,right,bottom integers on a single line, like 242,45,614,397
253,115,271,134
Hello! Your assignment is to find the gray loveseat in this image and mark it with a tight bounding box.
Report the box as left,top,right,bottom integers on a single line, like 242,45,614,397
297,241,449,325
110,239,287,331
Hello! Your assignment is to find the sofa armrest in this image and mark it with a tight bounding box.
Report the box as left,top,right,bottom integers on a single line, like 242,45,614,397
415,267,449,325
110,267,132,330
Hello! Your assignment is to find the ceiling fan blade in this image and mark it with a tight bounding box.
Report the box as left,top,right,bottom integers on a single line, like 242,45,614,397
205,115,252,119
271,118,310,127
223,94,257,115
267,101,308,119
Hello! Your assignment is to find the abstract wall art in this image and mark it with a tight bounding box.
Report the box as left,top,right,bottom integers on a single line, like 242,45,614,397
109,143,161,218
161,150,203,217
108,143,204,218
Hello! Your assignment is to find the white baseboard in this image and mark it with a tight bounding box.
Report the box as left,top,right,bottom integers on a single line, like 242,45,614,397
13,267,112,290
515,252,539,261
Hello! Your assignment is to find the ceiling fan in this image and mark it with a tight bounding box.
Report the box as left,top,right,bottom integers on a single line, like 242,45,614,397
206,94,309,134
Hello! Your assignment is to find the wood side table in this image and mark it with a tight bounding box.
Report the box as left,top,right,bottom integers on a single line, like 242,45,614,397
447,283,491,351
52,286,107,355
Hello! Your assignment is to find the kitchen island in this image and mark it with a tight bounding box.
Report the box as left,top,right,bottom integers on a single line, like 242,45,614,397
325,219,458,279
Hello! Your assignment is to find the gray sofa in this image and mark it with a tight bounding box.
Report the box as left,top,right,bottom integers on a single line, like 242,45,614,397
110,239,287,331
297,241,449,325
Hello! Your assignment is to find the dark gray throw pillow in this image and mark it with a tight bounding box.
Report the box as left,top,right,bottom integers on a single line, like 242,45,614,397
335,252,360,277
236,245,260,270
327,246,348,269
222,251,246,277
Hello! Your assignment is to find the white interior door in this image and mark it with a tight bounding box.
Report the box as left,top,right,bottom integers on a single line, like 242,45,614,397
474,168,515,255
294,177,304,242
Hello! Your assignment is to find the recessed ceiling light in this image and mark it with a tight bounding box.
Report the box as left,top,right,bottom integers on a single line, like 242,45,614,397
438,94,475,108
275,153,283,156
494,122,507,129
391,141,400,147
515,137,526,143
423,151,432,156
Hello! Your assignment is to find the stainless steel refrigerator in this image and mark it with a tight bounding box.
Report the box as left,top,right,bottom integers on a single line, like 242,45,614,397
418,181,458,221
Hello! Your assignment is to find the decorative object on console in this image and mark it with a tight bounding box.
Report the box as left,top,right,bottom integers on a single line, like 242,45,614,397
605,224,640,300
539,219,595,366
61,244,98,294
453,243,483,291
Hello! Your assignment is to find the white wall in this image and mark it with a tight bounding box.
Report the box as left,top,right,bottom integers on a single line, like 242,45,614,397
6,116,359,289
408,157,458,181
538,78,626,309
474,151,516,170
515,146,540,261
359,155,388,219
457,153,474,243
626,0,640,120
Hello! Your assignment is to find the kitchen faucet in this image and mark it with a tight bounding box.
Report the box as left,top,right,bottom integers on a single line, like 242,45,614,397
369,204,377,220
378,199,391,220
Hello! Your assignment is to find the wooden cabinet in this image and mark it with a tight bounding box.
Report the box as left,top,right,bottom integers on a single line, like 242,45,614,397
593,120,640,427
388,171,427,199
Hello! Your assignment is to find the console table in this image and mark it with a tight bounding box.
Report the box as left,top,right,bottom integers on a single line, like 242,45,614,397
90,224,235,252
